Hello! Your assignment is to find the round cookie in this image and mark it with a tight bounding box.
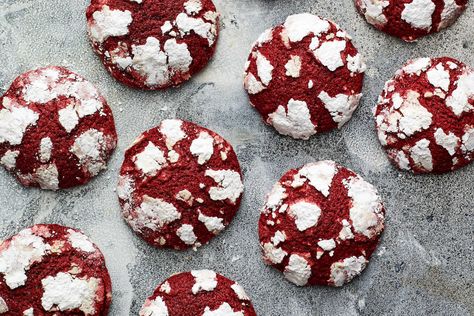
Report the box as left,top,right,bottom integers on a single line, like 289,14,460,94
139,270,256,316
258,161,385,287
86,0,219,90
354,0,468,42
117,119,244,250
0,224,112,315
374,57,474,174
243,13,366,140
0,66,117,190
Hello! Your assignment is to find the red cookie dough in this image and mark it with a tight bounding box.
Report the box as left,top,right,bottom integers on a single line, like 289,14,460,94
354,0,468,42
0,224,112,315
117,119,244,250
258,161,385,287
0,66,117,190
86,0,219,90
243,13,366,140
139,270,256,316
374,57,474,174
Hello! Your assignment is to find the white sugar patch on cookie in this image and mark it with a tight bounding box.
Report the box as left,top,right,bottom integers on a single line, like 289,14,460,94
205,169,243,204
283,254,311,286
330,256,367,287
401,0,435,30
0,228,51,289
89,5,132,43
191,270,217,294
288,201,321,231
267,99,316,140
41,272,99,314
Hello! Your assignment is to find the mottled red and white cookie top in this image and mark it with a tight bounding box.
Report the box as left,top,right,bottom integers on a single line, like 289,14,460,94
258,161,385,287
354,0,468,42
139,270,256,316
117,119,243,250
243,13,366,140
0,224,112,315
374,57,474,174
0,66,117,190
86,0,219,90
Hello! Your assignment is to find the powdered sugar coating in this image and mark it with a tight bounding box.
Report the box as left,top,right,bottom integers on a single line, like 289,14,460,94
0,66,117,190
244,13,365,139
259,161,385,287
0,224,112,315
118,119,243,250
354,0,468,41
86,0,219,90
139,271,256,316
374,57,474,174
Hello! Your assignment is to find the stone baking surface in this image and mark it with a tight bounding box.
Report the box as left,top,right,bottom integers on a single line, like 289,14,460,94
0,0,473,315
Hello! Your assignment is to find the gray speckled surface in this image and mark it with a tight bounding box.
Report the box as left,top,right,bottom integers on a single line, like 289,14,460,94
0,0,473,315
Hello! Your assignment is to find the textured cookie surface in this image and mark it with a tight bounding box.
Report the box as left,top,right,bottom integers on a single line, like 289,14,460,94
374,57,474,174
354,0,468,41
244,13,366,140
118,119,243,250
0,224,112,315
86,0,219,90
139,270,256,316
258,161,385,287
0,66,117,190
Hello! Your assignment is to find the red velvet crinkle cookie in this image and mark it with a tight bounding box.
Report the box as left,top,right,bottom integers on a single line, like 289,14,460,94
117,119,243,250
0,224,112,315
354,0,468,42
0,66,117,190
243,13,366,140
139,270,256,316
86,0,219,90
258,161,385,287
374,57,474,174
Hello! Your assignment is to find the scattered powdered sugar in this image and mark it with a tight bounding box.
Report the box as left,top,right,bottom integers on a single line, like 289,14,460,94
291,161,337,197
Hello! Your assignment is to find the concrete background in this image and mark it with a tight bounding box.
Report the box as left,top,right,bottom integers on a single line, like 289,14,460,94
0,0,473,315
